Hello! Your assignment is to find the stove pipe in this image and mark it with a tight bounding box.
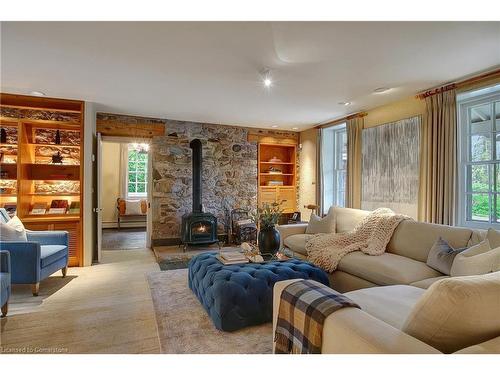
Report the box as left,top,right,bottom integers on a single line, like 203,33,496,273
190,139,203,213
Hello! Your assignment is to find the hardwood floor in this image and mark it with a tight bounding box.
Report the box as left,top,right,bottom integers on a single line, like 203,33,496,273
0,249,161,354
102,228,147,250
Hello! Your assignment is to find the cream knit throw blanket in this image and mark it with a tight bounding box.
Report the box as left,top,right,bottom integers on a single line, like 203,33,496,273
306,208,411,272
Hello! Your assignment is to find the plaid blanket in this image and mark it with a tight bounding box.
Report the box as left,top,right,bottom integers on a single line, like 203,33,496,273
274,279,360,354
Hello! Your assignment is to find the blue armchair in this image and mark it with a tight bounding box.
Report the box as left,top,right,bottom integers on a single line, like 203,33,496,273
1,250,10,317
0,208,69,296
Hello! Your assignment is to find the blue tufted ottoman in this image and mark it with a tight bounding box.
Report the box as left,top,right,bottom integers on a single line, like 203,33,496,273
188,252,329,332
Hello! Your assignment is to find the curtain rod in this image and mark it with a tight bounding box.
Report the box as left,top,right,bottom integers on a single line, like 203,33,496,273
417,68,500,99
315,111,367,129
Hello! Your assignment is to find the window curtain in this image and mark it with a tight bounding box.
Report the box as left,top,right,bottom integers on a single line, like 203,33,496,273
316,128,324,215
119,143,129,198
346,116,363,208
418,89,457,225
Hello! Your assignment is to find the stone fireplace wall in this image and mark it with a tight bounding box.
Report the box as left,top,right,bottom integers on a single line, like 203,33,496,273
151,120,258,243
96,112,298,245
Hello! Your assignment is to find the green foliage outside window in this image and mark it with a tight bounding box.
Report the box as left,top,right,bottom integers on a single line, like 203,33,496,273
469,131,500,220
128,149,148,196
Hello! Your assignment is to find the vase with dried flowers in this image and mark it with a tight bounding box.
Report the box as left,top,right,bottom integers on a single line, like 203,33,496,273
252,201,284,255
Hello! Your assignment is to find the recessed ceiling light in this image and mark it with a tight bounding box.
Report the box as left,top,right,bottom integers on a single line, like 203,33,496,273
261,69,272,88
373,87,392,94
30,90,46,97
292,127,299,131
271,125,279,128
338,101,351,106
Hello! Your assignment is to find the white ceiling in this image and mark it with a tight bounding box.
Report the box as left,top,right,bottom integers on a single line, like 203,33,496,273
1,22,499,130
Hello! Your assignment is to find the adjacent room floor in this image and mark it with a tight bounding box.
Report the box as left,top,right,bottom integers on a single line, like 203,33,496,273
102,228,146,250
0,249,160,354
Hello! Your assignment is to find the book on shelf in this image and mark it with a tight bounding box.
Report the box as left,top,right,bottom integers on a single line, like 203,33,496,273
47,199,69,214
68,201,80,214
30,202,47,215
267,180,284,186
0,187,16,194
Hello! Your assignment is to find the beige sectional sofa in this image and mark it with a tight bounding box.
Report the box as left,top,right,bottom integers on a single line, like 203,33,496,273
278,207,486,292
274,207,500,353
273,271,500,353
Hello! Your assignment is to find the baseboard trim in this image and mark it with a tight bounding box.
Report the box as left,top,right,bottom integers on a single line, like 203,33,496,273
152,238,182,247
102,221,146,229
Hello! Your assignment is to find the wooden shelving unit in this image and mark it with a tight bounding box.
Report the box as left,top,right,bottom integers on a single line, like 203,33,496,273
0,93,84,266
257,143,297,214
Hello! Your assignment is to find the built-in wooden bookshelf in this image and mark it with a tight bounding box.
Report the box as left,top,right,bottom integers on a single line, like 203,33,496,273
257,143,297,214
0,93,84,266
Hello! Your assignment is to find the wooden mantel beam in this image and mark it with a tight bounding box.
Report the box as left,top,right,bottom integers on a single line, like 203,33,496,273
96,113,165,138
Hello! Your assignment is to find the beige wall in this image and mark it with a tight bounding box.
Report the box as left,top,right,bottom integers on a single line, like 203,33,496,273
102,141,121,225
364,96,426,129
298,128,318,221
298,95,426,220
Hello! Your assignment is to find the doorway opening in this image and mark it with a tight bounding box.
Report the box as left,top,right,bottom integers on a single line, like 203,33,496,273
97,136,152,258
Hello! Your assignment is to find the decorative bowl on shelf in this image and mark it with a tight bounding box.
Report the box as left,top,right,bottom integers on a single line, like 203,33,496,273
269,156,282,163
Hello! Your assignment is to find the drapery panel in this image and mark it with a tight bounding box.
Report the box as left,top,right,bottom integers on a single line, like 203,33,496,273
316,128,324,215
346,117,363,208
418,89,457,225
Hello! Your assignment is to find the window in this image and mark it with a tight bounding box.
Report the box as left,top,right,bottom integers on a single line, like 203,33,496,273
458,85,500,227
127,145,148,198
321,123,347,214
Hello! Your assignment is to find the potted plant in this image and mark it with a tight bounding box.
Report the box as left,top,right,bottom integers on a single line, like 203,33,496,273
253,201,284,255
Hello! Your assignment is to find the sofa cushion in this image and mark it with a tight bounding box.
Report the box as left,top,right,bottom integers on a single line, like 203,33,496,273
469,229,486,246
451,239,500,276
386,220,473,263
486,228,500,248
402,271,500,353
344,285,425,329
410,276,449,289
426,238,466,275
40,245,67,268
333,207,370,233
306,206,335,234
338,251,443,286
283,234,314,255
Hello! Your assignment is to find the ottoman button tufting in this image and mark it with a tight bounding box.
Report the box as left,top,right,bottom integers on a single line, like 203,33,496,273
188,252,329,332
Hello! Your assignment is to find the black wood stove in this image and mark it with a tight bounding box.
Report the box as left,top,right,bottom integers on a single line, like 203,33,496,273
181,139,218,249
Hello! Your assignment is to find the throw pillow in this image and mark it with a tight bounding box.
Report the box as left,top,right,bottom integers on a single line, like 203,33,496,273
0,215,28,241
451,239,500,276
426,238,466,275
306,206,335,234
486,228,500,248
402,271,500,353
125,200,143,215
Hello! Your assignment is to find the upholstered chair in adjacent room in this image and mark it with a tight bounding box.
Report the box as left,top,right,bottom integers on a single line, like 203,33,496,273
0,208,69,296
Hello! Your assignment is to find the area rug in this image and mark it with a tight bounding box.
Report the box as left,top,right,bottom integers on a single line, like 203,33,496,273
154,246,241,271
147,269,273,354
157,254,194,270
